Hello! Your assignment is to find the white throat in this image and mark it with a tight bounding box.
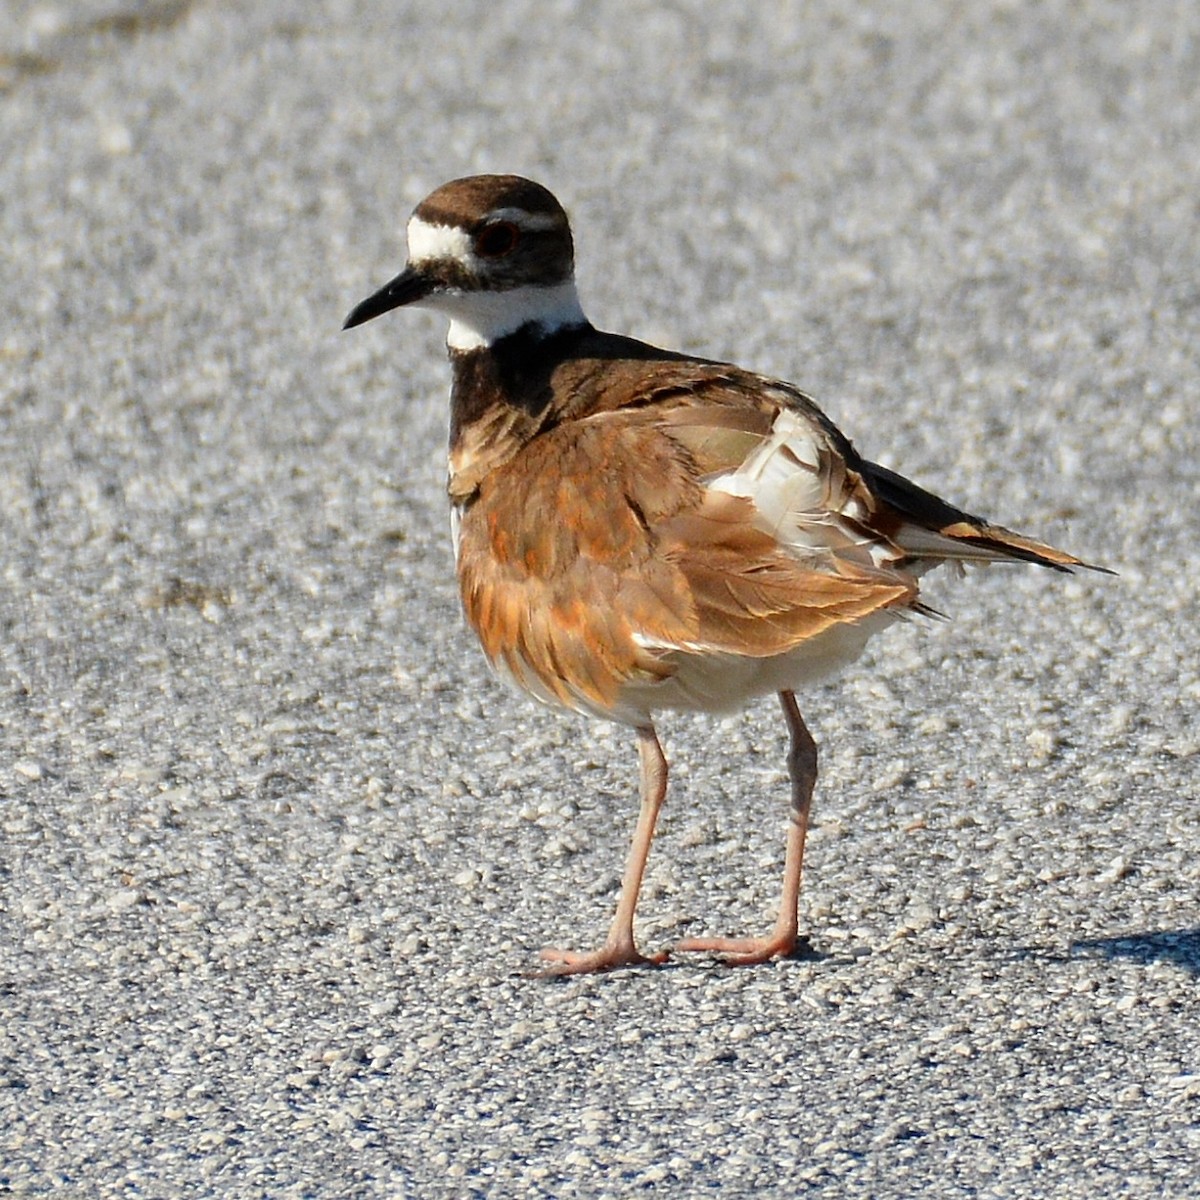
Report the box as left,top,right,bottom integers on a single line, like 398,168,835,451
423,281,587,352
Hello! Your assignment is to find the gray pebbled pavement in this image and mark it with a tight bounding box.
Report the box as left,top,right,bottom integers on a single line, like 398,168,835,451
2,2,1198,1196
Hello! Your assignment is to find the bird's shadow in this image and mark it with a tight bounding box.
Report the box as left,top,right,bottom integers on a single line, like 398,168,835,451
1071,928,1200,977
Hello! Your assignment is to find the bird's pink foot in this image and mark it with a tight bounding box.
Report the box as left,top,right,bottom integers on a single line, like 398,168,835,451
673,930,806,967
535,941,670,976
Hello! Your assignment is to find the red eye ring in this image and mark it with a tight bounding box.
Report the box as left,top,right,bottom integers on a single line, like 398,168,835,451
474,221,520,258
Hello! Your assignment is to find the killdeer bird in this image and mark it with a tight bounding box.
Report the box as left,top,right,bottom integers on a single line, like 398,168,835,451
345,174,1106,975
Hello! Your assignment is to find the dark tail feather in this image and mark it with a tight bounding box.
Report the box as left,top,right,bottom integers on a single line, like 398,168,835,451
862,460,1113,575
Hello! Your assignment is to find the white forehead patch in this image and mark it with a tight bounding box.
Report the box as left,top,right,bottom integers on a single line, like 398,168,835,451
406,216,472,266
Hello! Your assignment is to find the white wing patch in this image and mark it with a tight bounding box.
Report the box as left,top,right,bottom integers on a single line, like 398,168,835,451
707,409,824,535
707,409,901,572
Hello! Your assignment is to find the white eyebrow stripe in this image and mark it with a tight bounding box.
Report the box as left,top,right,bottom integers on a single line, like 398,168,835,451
406,216,472,265
484,207,563,231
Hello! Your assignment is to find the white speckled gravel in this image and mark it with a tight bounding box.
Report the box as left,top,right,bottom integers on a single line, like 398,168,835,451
2,2,1198,1196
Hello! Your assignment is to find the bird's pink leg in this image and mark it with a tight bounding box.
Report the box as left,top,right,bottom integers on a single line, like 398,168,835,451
675,690,815,966
538,724,671,975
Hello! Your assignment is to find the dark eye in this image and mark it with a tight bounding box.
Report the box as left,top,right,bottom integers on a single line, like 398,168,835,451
474,221,520,258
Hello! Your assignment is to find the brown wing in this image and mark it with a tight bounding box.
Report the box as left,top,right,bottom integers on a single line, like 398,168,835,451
630,364,1099,575
456,382,916,718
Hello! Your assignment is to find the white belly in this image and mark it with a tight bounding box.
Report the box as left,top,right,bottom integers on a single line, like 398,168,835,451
621,608,902,718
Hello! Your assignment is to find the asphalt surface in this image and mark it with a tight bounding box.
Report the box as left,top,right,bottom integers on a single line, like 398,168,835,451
2,2,1198,1196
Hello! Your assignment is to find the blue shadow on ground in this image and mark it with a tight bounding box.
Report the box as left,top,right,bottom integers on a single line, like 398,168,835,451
1072,929,1200,977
